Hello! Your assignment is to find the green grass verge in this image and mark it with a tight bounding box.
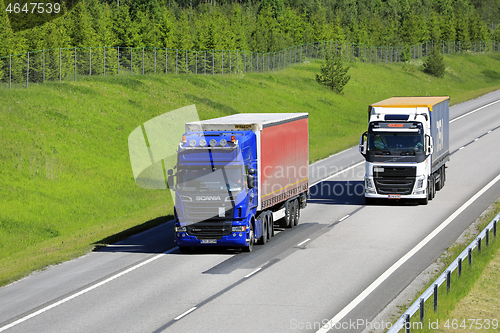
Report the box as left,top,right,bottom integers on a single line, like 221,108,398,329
404,200,500,332
1,52,500,287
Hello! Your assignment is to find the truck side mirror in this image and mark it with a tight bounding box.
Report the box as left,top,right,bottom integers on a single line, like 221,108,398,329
248,168,256,175
167,175,174,189
247,175,255,189
359,132,368,156
425,135,434,155
167,169,173,176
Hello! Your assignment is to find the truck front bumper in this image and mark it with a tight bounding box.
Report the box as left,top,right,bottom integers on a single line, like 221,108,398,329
175,231,250,248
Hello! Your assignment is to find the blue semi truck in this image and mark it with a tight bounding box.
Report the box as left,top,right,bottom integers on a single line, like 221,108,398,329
168,113,309,252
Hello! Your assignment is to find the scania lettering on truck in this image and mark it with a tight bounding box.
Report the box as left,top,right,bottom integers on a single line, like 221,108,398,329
359,97,450,205
168,113,309,252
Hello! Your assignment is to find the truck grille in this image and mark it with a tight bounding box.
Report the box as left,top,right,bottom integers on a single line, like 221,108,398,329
184,202,233,221
374,166,416,195
187,221,233,238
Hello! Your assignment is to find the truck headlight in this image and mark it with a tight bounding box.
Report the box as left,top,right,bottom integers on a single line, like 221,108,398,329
416,176,425,189
175,226,187,232
365,177,376,194
232,226,246,232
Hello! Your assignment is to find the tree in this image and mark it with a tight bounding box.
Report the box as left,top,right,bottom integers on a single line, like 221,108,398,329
315,52,350,93
423,45,445,78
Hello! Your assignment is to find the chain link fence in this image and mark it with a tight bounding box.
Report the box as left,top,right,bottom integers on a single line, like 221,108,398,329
1,40,499,89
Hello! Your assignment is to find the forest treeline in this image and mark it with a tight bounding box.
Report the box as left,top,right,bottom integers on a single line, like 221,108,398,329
1,0,500,59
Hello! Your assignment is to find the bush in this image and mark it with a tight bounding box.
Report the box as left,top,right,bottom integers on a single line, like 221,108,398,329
315,53,350,93
423,46,445,78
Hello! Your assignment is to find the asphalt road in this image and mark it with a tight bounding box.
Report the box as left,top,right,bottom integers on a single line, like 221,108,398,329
1,91,500,333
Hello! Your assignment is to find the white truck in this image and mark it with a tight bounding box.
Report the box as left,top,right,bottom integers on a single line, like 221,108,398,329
359,97,450,205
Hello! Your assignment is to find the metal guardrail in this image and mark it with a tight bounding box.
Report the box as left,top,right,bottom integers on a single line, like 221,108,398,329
1,39,499,89
387,211,500,333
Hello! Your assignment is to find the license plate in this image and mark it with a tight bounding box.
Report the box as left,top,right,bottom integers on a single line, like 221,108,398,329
200,239,217,244
388,194,401,199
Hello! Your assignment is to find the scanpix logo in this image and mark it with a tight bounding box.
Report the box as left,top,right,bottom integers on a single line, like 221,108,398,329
196,196,221,201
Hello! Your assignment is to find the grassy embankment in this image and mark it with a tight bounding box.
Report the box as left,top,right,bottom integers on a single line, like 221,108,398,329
407,201,500,333
1,52,500,287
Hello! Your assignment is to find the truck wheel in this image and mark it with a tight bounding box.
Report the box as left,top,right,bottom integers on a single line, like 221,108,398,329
242,223,254,252
428,176,435,201
259,217,268,245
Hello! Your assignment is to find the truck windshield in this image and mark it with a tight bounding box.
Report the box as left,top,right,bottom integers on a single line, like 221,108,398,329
368,132,424,154
176,167,244,192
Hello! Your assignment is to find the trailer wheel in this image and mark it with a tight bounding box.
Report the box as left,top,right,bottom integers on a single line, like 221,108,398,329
436,167,444,191
288,202,295,229
281,201,292,228
242,223,254,252
268,213,274,238
293,200,300,226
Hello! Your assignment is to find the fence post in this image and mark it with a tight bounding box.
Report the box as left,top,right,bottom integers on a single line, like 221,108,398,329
478,237,482,253
433,284,438,312
419,298,424,321
75,47,77,81
59,48,61,83
166,48,168,74
131,48,133,75
185,50,188,74
9,54,11,89
458,258,462,277
118,46,120,75
90,47,92,76
405,314,411,333
494,219,497,237
104,46,106,76
446,270,451,293
176,49,178,74
222,50,224,75
212,50,214,75
143,47,145,75
195,51,197,75
205,50,207,75
486,228,489,246
43,49,45,83
154,47,156,74
468,247,472,266
26,52,29,88
229,50,231,74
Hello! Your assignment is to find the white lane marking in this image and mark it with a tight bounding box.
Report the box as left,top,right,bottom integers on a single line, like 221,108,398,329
174,307,197,320
450,99,500,123
460,147,465,150
244,268,262,278
338,215,350,222
316,172,500,333
0,247,178,332
310,161,364,187
297,238,311,247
